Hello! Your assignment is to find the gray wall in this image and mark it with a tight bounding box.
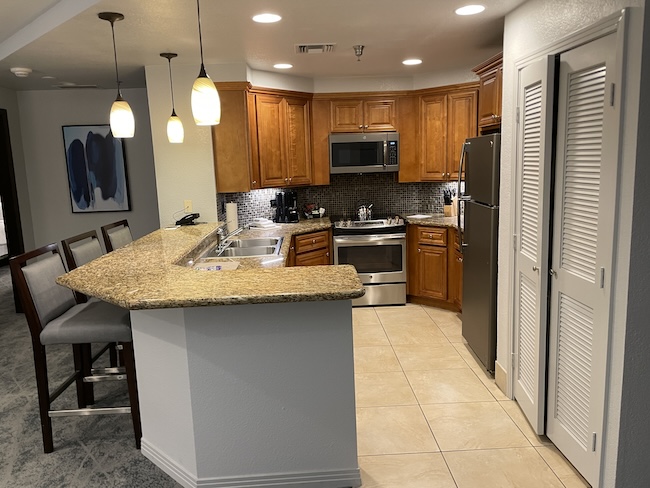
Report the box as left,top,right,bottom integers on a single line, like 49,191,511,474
15,87,159,249
0,86,34,250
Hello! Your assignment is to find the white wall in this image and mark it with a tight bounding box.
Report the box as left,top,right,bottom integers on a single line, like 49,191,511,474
15,87,160,248
501,1,646,486
0,86,34,250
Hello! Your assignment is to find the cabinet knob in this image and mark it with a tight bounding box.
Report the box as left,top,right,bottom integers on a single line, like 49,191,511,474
326,252,330,257
290,246,294,250
364,125,369,129
289,177,292,183
312,239,316,244
446,172,450,178
284,177,288,182
252,180,257,185
358,124,363,129
429,234,433,239
457,257,463,262
418,248,421,253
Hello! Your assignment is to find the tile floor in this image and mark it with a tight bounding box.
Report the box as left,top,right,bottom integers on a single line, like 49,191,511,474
353,303,591,488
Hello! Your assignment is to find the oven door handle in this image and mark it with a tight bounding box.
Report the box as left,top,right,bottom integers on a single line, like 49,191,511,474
334,234,406,245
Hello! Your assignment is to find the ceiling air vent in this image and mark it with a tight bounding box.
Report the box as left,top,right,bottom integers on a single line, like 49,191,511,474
295,43,336,54
53,82,99,89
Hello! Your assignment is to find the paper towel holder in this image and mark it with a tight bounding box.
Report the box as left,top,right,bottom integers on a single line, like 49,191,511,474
176,212,200,226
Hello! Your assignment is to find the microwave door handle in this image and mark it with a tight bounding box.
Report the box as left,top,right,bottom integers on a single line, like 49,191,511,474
457,142,469,253
383,141,388,168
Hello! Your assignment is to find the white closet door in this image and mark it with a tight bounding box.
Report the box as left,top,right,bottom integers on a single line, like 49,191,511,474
512,56,555,434
546,33,618,487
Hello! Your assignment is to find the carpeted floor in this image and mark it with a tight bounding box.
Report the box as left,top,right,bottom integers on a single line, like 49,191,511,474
0,265,180,487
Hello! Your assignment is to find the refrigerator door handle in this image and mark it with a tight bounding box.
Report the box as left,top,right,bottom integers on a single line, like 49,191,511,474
457,142,469,252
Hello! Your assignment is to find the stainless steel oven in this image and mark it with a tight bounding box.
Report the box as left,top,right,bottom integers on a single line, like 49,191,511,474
333,219,406,306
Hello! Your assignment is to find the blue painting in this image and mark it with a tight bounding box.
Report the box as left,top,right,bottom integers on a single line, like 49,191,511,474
62,125,130,212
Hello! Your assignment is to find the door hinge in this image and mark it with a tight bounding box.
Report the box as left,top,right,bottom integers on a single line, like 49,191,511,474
592,432,597,452
600,267,605,289
513,234,517,251
516,107,520,124
610,83,616,106
511,351,516,368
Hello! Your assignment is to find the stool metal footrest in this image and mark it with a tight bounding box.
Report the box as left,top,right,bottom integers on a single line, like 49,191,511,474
49,406,131,417
91,366,126,375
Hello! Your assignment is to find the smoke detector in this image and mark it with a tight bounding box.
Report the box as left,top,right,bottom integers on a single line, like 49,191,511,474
10,67,32,78
295,43,336,54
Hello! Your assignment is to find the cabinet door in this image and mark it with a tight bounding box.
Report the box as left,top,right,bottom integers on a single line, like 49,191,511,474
419,95,447,181
448,248,463,309
294,230,329,254
330,100,363,132
256,94,287,187
418,245,448,300
295,247,330,266
447,90,477,180
478,67,502,128
364,99,396,131
285,98,312,186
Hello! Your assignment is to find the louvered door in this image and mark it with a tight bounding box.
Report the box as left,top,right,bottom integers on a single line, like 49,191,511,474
512,57,555,435
546,33,617,487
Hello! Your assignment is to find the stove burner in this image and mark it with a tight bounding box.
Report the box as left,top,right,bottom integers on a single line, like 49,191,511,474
333,217,406,235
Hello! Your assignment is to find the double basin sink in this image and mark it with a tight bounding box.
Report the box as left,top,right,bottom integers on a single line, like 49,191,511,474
204,237,284,258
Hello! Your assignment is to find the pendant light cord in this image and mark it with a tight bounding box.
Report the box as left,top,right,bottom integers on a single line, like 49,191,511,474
167,58,177,115
196,0,205,65
109,20,122,97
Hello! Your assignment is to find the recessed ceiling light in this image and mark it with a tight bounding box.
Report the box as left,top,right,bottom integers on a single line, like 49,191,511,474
273,63,293,69
253,13,281,23
455,5,486,15
403,58,423,66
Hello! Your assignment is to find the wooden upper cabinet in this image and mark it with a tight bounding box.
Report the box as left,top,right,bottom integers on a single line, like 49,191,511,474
212,82,255,193
473,52,503,131
285,97,312,186
330,98,396,132
447,90,478,181
255,94,287,187
253,92,313,188
419,94,447,181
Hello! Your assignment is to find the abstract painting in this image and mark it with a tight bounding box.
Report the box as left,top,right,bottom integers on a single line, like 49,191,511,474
62,125,131,212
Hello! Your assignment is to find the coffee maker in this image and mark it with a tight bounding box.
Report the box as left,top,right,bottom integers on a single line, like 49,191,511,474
272,190,299,223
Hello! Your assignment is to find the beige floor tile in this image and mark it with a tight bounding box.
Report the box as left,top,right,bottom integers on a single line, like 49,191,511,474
383,323,448,345
500,400,553,447
405,369,494,404
437,321,464,343
452,342,484,370
444,447,565,488
536,446,591,487
421,402,531,450
356,405,439,455
355,372,417,407
375,305,434,326
358,453,456,488
422,306,461,324
393,344,468,371
354,346,402,373
470,368,510,401
354,324,391,346
354,308,382,326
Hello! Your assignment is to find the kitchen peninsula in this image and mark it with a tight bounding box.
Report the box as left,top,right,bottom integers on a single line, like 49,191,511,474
57,220,364,488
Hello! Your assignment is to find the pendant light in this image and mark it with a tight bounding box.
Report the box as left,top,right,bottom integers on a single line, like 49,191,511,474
160,53,184,143
191,0,221,125
99,12,135,138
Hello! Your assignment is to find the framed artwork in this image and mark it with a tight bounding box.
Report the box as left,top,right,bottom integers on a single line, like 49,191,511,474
62,125,131,212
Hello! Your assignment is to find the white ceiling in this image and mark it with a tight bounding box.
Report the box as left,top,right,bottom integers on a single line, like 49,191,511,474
0,0,526,91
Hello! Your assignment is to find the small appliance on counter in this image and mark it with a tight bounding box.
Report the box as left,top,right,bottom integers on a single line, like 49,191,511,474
271,190,299,223
303,203,326,219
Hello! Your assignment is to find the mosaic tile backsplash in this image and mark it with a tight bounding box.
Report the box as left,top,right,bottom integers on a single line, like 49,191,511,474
217,173,460,226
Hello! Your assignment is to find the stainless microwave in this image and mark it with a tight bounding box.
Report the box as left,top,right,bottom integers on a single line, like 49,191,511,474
329,132,399,174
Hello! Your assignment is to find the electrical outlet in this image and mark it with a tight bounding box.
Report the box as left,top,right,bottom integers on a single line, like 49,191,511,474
184,200,192,213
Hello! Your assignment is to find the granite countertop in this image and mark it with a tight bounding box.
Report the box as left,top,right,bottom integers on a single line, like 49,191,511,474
404,214,463,228
56,218,364,310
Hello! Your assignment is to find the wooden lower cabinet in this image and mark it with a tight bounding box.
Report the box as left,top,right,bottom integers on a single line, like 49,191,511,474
408,225,462,311
288,229,332,267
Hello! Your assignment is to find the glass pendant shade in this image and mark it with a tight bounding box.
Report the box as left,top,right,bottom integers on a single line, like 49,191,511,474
110,96,135,138
191,69,221,125
167,112,184,143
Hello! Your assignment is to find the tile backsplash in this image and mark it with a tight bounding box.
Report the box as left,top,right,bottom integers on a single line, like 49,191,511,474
217,173,459,225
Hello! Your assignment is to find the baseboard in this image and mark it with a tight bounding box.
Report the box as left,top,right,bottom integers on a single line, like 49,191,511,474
142,438,362,488
494,360,508,397
408,295,461,312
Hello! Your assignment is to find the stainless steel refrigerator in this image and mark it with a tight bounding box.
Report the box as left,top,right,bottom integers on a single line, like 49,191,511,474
457,134,500,373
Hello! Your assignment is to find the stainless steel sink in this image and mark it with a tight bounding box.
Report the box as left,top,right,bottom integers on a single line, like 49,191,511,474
203,236,284,258
225,238,281,248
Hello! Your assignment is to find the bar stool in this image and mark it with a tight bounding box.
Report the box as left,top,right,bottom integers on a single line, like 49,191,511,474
100,220,132,253
10,243,141,453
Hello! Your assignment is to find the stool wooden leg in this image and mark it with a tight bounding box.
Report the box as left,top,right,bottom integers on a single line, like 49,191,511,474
121,342,141,449
80,344,94,405
32,344,54,453
72,344,87,409
109,343,118,367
